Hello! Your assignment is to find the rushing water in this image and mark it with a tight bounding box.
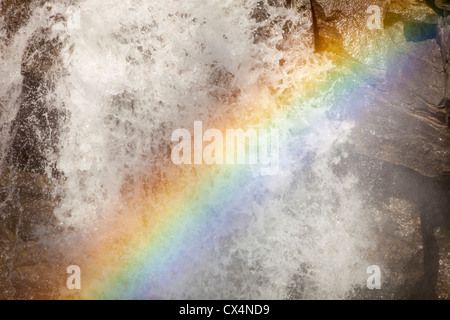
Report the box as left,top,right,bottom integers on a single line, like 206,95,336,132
1,0,387,299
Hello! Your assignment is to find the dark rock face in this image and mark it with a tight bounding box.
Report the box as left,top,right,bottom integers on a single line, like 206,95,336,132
309,0,450,299
352,35,450,180
0,169,59,241
435,226,450,299
0,224,62,300
1,1,67,176
322,151,449,299
310,0,450,181
6,27,66,176
0,169,63,299
437,13,450,125
1,1,66,299
0,0,36,41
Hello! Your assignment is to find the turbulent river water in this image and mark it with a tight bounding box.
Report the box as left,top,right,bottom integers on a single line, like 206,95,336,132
2,0,446,300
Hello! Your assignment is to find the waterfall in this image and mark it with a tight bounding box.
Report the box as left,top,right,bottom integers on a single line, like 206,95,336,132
1,0,385,299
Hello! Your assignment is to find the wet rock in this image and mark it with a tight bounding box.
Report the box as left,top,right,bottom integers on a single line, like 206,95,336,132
0,167,64,300
0,223,62,300
6,26,67,176
436,13,450,126
334,152,449,299
1,4,74,300
0,0,37,40
369,197,425,298
11,258,62,300
386,0,441,25
311,0,389,67
252,0,315,49
0,225,15,299
435,227,450,299
0,169,59,242
315,1,450,180
386,1,450,125
348,21,450,181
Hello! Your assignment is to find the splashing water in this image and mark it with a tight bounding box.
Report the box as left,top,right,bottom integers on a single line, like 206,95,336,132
1,0,379,299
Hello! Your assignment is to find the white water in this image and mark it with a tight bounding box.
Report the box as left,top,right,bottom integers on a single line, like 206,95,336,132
54,0,323,227
165,119,372,299
1,0,375,299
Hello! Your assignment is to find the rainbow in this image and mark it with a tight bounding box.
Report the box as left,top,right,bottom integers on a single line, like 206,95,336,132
60,23,416,300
